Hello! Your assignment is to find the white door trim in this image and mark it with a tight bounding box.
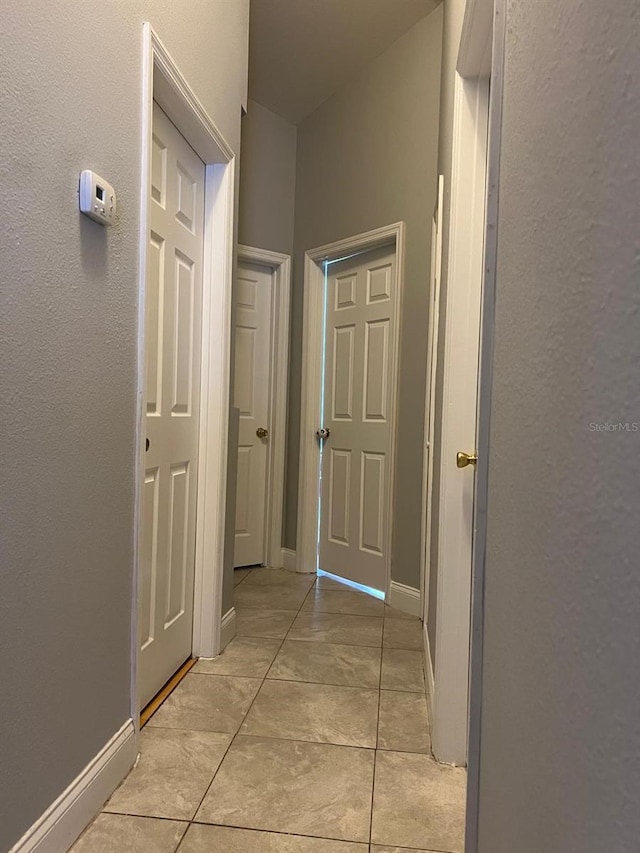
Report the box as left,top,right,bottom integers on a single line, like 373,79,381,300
432,0,494,765
236,245,291,568
420,175,444,625
463,0,506,849
296,222,405,599
133,24,235,720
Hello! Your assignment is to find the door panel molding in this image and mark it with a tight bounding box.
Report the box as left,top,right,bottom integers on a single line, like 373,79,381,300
134,24,235,724
296,222,405,600
237,245,292,569
139,100,205,709
233,261,272,566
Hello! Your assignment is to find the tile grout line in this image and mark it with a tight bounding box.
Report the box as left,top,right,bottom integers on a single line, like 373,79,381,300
181,568,319,842
180,571,315,832
186,571,385,845
172,819,189,853
368,611,384,847
110,568,300,849
368,591,398,846
201,730,380,751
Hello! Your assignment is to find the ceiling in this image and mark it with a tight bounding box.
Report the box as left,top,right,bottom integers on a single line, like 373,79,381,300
248,0,441,125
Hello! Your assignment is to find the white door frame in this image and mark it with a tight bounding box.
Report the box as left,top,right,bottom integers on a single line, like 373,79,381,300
236,245,291,568
132,24,236,721
296,222,405,598
464,0,506,849
421,175,444,631
430,0,497,766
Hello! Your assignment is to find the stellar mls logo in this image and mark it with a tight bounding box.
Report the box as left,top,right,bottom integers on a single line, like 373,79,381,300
589,421,639,432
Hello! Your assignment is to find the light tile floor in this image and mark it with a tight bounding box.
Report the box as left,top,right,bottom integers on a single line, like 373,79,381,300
72,568,466,852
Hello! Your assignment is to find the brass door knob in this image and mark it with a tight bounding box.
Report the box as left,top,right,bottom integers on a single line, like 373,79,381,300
256,427,269,439
456,451,477,468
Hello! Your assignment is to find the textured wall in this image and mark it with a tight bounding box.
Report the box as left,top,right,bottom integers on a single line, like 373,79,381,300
0,1,248,848
477,1,640,850
285,9,443,590
238,99,297,256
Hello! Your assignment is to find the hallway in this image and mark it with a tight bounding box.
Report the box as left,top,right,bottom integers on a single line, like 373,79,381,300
72,568,465,852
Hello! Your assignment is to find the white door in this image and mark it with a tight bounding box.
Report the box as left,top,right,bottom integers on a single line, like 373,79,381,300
319,245,397,592
233,261,273,567
139,103,205,709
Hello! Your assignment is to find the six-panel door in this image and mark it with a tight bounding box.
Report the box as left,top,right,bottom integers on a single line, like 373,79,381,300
319,245,396,592
233,261,273,567
139,103,205,709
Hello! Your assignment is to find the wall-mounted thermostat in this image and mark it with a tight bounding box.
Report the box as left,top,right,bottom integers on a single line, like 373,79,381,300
79,170,116,225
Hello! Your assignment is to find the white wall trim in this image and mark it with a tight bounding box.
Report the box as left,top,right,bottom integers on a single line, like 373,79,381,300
296,222,406,592
237,246,291,569
388,581,421,618
432,70,490,766
423,622,435,724
9,720,136,853
194,156,235,660
219,607,237,652
133,23,236,723
281,547,297,572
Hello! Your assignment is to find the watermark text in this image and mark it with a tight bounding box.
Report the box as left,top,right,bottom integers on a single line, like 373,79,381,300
589,422,639,432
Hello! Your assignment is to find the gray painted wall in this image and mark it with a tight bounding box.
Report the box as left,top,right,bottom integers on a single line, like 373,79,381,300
0,2,248,848
238,99,297,256
427,0,466,667
476,1,640,849
232,100,297,575
285,8,443,589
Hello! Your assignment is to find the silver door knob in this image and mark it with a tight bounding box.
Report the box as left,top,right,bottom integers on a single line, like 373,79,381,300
256,427,269,439
316,427,331,440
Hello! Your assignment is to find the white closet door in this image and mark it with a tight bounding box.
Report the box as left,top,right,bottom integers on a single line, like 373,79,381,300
319,245,396,592
139,103,205,709
233,260,273,567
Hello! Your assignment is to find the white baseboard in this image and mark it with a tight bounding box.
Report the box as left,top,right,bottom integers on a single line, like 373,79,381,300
281,548,297,572
423,622,435,723
388,581,421,617
10,719,136,853
220,606,237,651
